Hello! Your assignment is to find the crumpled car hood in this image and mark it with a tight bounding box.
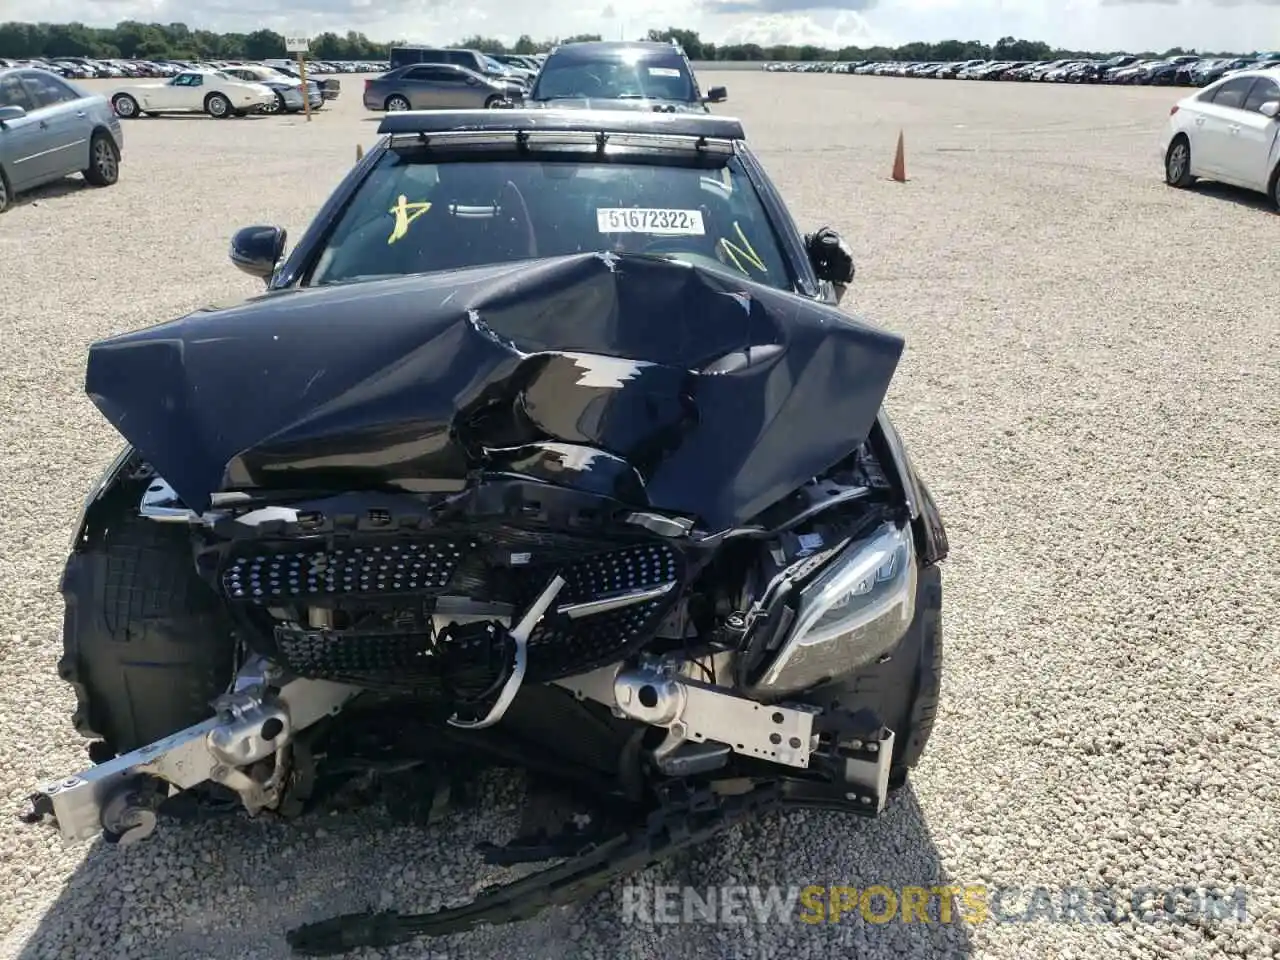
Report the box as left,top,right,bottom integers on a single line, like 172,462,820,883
84,253,903,532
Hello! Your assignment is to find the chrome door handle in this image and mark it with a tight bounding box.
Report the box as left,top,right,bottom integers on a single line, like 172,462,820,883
38,120,48,128
76,110,86,117
1194,116,1205,125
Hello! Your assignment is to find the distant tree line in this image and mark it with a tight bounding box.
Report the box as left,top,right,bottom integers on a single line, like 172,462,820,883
0,21,1261,63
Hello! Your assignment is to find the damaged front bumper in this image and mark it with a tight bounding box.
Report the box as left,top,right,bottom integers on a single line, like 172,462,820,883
28,664,360,844
27,649,895,845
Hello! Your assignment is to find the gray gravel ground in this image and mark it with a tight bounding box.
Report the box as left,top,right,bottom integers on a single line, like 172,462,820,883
0,71,1277,960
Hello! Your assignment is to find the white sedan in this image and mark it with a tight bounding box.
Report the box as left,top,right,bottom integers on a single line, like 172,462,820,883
1163,67,1280,207
109,69,276,119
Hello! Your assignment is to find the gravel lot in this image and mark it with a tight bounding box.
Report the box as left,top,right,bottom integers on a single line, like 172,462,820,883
1,71,1277,960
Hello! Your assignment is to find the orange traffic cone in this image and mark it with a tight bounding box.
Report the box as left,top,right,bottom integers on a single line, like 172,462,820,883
356,143,364,162
890,130,907,182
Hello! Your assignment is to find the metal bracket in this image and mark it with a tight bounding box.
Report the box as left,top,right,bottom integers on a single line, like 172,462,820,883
557,662,820,769
838,727,895,815
32,676,359,843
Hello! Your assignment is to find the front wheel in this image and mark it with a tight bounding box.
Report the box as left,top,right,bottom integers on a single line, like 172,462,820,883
484,95,508,109
112,93,140,118
205,92,232,118
385,95,410,111
1270,166,1280,211
82,132,120,187
1165,135,1195,188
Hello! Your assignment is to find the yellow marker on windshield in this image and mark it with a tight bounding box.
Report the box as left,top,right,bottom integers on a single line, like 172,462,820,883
718,222,767,274
388,194,432,244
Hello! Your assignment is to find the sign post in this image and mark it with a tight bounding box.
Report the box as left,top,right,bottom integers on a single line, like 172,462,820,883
285,35,311,121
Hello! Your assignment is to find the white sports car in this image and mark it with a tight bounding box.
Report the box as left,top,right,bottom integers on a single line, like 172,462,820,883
110,69,276,119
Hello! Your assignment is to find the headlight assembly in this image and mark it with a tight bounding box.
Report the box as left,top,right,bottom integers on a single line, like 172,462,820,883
752,521,916,696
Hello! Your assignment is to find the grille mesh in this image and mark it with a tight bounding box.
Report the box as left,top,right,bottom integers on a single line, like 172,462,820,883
221,539,472,601
222,535,684,685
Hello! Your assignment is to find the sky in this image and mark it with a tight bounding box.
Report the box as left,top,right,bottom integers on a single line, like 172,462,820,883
0,0,1272,54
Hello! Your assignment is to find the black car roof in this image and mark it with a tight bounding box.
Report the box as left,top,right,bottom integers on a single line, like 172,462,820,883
377,108,743,141
547,41,686,62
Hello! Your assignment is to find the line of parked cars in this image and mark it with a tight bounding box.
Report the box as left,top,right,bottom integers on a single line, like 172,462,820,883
764,53,1280,86
0,56,383,79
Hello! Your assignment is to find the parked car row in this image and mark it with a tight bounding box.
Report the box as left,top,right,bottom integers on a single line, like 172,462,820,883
763,53,1280,86
0,56,383,79
110,67,336,119
363,42,723,116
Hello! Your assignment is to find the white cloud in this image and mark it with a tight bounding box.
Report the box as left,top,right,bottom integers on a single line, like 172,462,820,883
0,0,1275,52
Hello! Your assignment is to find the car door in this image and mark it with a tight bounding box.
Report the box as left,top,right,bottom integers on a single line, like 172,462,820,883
18,70,91,180
1193,76,1258,177
160,73,196,110
0,71,58,189
419,66,475,108
1232,76,1280,190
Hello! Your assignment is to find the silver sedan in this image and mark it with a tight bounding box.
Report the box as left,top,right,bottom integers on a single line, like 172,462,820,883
363,64,522,112
0,67,122,212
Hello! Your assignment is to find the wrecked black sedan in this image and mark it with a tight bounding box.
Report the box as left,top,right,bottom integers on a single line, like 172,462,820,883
28,109,947,954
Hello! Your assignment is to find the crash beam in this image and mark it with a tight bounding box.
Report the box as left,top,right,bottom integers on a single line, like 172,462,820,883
31,676,359,843
556,663,823,769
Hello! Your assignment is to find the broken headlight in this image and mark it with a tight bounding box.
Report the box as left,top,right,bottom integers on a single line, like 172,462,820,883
753,521,916,696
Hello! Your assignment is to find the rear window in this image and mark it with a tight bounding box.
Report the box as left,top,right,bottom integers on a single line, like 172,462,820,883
533,54,695,102
307,153,791,291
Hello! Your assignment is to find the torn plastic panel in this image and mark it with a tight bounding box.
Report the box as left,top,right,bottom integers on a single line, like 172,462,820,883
83,252,903,532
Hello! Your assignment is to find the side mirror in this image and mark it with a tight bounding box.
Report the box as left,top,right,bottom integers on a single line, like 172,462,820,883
705,86,727,103
0,104,27,125
1261,101,1280,118
230,225,287,281
805,226,855,288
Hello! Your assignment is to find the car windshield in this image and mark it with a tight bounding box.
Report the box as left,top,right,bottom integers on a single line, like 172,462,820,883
534,55,695,101
307,151,792,291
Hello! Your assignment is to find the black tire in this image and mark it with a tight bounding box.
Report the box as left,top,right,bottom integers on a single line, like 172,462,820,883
82,131,120,187
111,93,140,119
205,92,232,118
1270,165,1280,211
484,95,506,109
265,90,286,114
385,94,410,112
0,165,10,213
1165,135,1195,188
59,481,237,756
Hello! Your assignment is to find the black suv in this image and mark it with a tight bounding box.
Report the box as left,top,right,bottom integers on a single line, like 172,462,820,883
529,40,725,113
